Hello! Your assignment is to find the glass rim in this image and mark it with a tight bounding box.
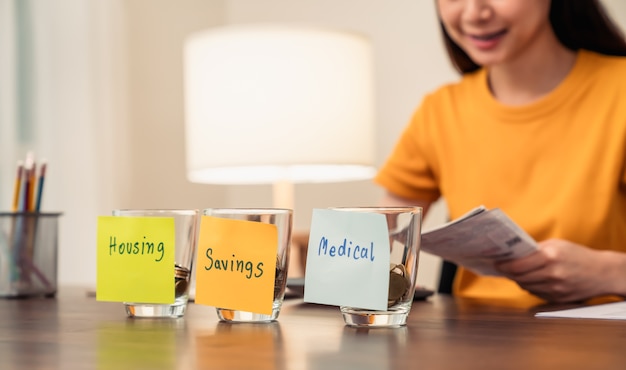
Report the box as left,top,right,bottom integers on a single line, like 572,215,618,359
113,209,199,215
329,206,422,214
203,207,293,215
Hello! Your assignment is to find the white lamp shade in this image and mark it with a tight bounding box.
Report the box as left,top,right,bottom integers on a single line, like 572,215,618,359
183,24,376,184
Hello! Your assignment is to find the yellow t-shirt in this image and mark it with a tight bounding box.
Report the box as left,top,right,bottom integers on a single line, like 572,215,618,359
375,50,626,304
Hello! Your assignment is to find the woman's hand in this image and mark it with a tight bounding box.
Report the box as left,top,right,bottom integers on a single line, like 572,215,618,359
495,239,626,303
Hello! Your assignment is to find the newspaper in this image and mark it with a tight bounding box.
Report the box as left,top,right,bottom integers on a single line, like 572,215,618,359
421,206,538,276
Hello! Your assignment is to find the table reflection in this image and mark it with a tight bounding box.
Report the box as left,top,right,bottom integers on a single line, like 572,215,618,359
306,325,408,370
96,319,187,369
194,322,284,369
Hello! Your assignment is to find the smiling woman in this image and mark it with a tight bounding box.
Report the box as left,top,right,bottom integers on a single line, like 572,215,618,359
438,0,626,74
376,0,626,305
437,0,557,70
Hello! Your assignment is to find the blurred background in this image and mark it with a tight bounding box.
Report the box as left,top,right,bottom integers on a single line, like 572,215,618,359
1,0,625,290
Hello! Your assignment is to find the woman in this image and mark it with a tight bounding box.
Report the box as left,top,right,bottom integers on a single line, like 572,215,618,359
375,0,626,304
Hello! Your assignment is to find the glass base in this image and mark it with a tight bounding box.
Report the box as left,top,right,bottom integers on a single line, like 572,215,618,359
216,301,282,323
125,297,188,318
341,305,410,328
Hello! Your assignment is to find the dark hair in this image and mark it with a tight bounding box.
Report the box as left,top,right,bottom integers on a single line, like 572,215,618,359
441,0,626,74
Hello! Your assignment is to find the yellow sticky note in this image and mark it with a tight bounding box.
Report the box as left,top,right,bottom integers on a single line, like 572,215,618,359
195,216,278,315
96,216,175,304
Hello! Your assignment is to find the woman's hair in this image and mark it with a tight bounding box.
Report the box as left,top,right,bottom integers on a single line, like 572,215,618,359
441,0,626,74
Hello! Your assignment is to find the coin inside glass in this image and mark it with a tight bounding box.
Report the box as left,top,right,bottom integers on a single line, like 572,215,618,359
388,263,411,307
175,264,190,297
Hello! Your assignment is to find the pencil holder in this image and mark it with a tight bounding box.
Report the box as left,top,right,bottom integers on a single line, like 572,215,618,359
0,212,62,298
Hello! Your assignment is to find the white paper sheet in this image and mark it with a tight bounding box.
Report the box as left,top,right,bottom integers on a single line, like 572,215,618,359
535,301,626,320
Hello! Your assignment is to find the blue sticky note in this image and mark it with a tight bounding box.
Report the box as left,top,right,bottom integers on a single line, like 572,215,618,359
303,209,390,310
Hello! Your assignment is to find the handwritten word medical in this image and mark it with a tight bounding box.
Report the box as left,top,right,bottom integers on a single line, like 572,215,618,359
317,237,375,262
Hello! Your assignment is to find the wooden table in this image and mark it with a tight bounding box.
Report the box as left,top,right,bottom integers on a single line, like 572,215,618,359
1,287,625,369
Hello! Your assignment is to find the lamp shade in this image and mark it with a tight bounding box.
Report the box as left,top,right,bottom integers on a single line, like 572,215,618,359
183,24,376,185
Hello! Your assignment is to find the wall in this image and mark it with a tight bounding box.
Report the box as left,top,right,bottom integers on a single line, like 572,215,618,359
0,0,229,288
19,0,106,287
604,0,626,27
123,0,228,211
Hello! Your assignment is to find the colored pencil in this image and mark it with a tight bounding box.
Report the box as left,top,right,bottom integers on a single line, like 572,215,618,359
12,161,24,212
35,162,46,212
22,167,31,212
23,151,35,211
28,164,36,211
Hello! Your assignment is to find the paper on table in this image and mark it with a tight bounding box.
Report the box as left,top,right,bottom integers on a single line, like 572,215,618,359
420,206,538,276
535,301,626,320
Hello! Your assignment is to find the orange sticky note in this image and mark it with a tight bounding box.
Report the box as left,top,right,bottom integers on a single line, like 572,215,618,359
96,216,175,304
196,327,277,369
195,216,278,315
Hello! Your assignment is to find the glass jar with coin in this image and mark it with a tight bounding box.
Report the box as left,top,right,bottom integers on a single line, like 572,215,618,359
113,209,199,318
201,208,292,323
332,207,422,327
